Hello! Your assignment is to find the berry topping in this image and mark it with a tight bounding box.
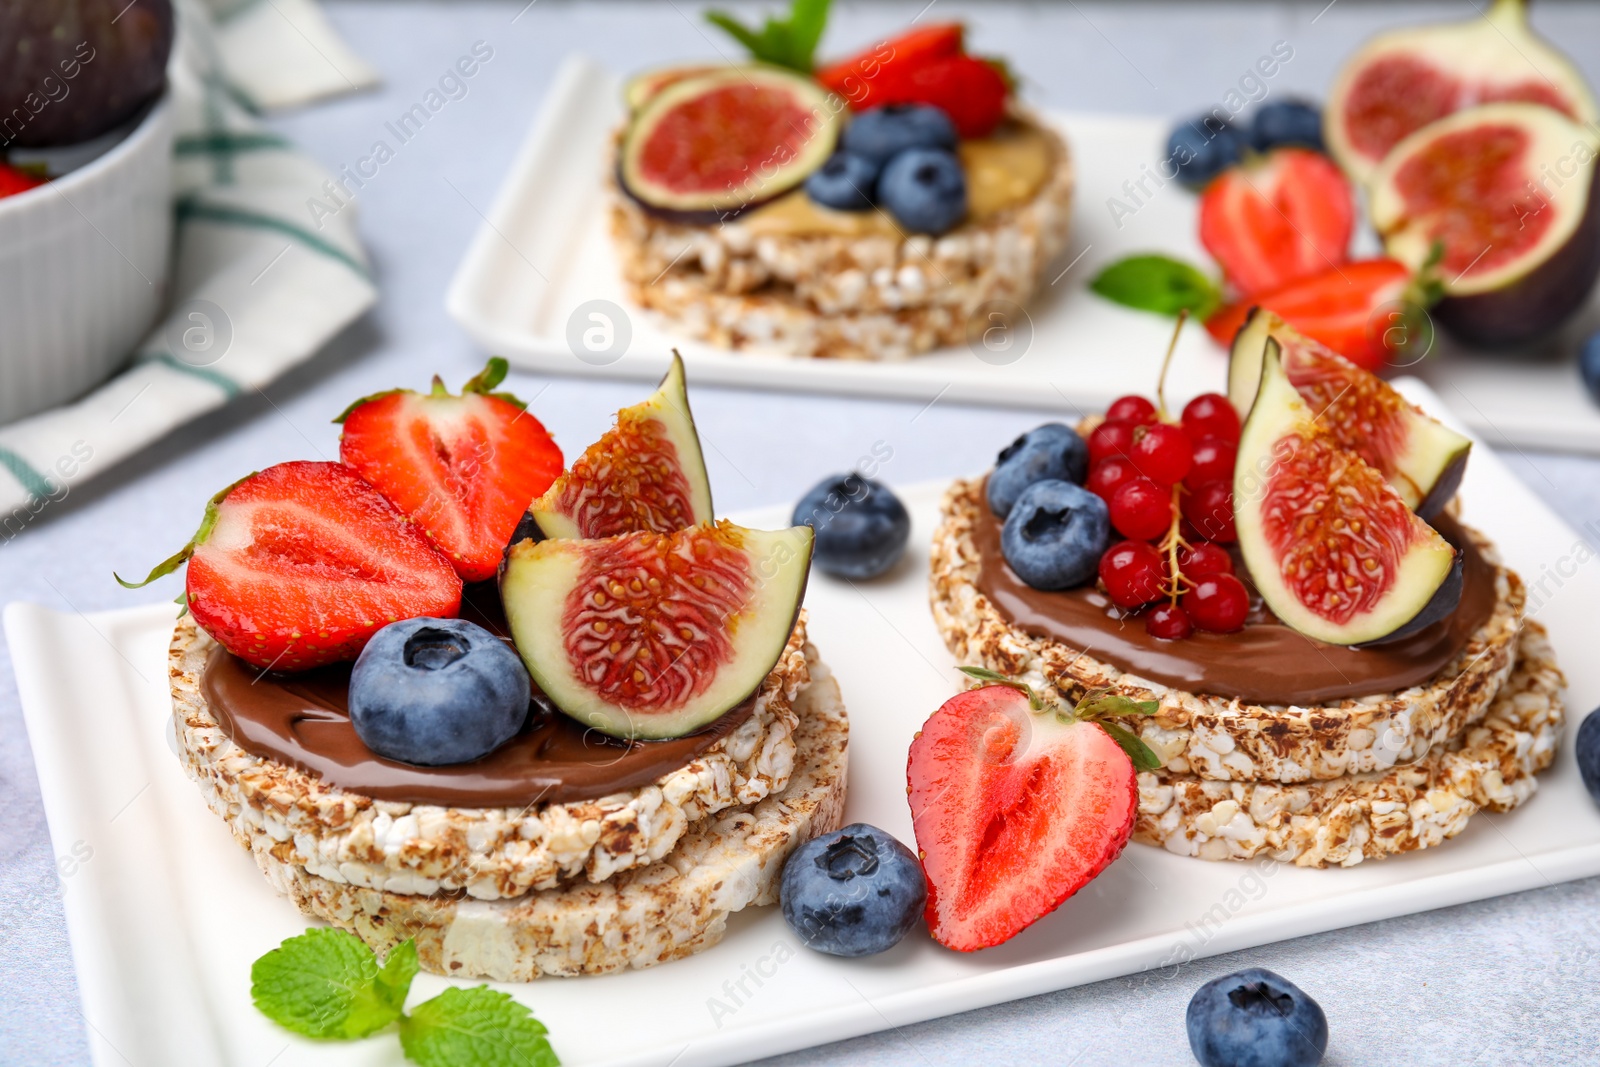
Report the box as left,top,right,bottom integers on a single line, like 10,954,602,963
348,618,530,766
1183,479,1237,543
1086,456,1138,503
1098,539,1166,609
1181,393,1241,445
871,53,1010,139
1251,98,1325,153
988,422,1089,518
1177,541,1233,578
876,146,967,235
1129,423,1193,486
780,823,928,957
1087,420,1135,466
805,152,880,211
1166,114,1247,189
1187,436,1238,488
815,22,965,109
999,480,1109,591
1577,711,1600,806
1187,968,1328,1067
1105,394,1159,426
338,359,563,583
793,474,911,579
840,104,957,165
1144,603,1193,641
1109,477,1171,541
1183,573,1250,633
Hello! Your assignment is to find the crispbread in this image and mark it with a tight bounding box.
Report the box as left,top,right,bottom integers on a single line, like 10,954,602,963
1134,623,1564,867
249,646,849,980
169,613,811,900
930,477,1524,784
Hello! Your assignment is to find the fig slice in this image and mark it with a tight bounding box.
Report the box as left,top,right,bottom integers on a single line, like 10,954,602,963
619,66,840,222
1234,341,1459,646
1325,0,1598,185
1229,308,1471,518
622,63,726,111
501,521,813,739
1368,103,1600,348
530,353,714,540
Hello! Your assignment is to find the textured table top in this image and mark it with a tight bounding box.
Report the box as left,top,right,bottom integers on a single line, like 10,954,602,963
5,2,1600,1063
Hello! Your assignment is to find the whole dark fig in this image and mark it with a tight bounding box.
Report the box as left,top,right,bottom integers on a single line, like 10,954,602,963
0,0,174,149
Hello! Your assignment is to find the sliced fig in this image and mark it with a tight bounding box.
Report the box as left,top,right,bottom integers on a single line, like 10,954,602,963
500,521,812,739
530,353,713,540
1326,0,1598,185
1234,341,1459,646
1229,309,1471,517
1368,103,1600,348
623,64,725,111
618,67,840,222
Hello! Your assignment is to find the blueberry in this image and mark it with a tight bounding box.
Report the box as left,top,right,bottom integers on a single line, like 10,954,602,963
805,152,880,212
841,104,957,165
793,474,911,579
877,147,967,235
1580,331,1600,406
1251,99,1325,153
987,422,1089,519
780,823,927,957
1167,113,1247,189
1577,710,1600,804
1187,967,1328,1067
1000,480,1108,591
349,618,530,766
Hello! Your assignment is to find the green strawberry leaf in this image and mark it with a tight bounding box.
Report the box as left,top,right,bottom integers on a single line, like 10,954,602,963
333,357,526,423
957,665,1043,710
1090,254,1221,321
1096,721,1163,773
399,987,560,1067
250,929,414,1040
115,474,254,589
1074,691,1159,720
705,0,832,72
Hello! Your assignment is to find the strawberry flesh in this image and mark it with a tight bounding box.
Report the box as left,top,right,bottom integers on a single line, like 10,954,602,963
868,53,1010,139
1199,148,1355,298
187,461,462,670
815,23,964,106
906,685,1137,952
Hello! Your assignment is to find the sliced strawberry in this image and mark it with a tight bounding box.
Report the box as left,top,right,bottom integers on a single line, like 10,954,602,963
118,462,462,671
1199,148,1355,298
869,53,1010,138
338,359,563,582
0,162,45,199
815,22,964,106
1205,258,1416,371
907,684,1142,951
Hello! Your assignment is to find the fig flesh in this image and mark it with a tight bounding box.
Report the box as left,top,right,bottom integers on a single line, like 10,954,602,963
1229,309,1471,517
1234,341,1459,646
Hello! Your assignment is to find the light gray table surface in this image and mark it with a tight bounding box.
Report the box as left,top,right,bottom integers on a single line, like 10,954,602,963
5,2,1600,1063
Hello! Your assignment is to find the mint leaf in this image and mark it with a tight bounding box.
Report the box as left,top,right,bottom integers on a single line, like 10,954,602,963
1090,255,1220,321
250,929,411,1040
1075,692,1159,720
1097,721,1163,773
399,987,560,1067
705,0,832,72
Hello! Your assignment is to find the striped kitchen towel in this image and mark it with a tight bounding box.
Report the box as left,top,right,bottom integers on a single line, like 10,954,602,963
0,0,380,518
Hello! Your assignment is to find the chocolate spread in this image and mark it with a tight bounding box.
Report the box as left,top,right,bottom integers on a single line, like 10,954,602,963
971,505,1497,705
200,584,756,807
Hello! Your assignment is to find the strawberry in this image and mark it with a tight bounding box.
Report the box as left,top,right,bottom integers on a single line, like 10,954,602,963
338,358,563,582
815,22,964,106
870,53,1010,138
1199,148,1355,298
0,162,44,199
118,462,462,671
906,674,1158,951
1205,257,1417,371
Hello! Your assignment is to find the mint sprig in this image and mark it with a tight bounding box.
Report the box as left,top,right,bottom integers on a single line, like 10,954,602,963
705,0,832,72
1089,254,1221,321
958,667,1164,772
252,929,559,1065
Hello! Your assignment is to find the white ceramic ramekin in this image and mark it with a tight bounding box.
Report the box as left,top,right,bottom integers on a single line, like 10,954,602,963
0,94,174,426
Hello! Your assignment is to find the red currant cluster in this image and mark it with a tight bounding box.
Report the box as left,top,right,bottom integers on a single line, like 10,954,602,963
1085,392,1249,639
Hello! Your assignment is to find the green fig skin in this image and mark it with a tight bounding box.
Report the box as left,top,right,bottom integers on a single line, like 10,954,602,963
0,0,174,150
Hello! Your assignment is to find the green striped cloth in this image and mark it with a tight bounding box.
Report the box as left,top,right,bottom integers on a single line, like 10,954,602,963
0,0,379,513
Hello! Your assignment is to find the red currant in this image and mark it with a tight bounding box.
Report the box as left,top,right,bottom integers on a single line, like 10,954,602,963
1130,423,1193,486
1106,394,1159,426
1187,436,1237,488
1098,540,1167,609
1178,541,1233,578
1182,480,1235,542
1184,573,1249,633
1088,420,1134,466
1087,456,1138,502
1182,393,1241,444
1145,603,1193,640
1110,477,1171,540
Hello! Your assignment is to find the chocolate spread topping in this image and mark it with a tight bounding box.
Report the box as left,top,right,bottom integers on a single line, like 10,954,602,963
971,503,1496,705
200,584,756,807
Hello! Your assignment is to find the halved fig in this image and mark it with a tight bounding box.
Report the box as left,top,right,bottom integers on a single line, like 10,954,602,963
1368,103,1600,348
1325,0,1598,185
1229,309,1471,517
618,66,840,223
501,521,812,739
623,64,725,111
1234,342,1459,646
530,353,713,540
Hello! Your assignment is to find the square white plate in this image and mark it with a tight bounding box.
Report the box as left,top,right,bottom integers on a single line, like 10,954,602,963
12,380,1600,1067
446,55,1600,454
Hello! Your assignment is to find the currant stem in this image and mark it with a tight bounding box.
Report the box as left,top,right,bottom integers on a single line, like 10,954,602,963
1156,309,1188,422
1160,482,1191,606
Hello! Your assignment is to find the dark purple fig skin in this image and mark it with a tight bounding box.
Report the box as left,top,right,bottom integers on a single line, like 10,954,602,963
1353,550,1464,648
1414,447,1470,521
0,0,173,149
615,163,788,226
1435,169,1600,349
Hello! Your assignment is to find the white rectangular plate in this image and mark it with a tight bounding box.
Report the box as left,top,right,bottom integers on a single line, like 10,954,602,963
447,55,1600,454
13,380,1600,1067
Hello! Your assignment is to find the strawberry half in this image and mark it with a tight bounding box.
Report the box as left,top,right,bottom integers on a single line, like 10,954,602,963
907,680,1153,952
1199,148,1355,298
870,53,1010,139
0,162,44,199
815,22,964,106
118,462,462,671
338,359,563,582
